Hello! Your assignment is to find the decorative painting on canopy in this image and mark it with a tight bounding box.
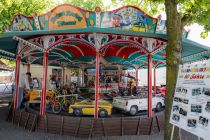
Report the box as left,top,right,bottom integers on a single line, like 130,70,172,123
7,4,190,39
8,4,157,33
8,4,96,31
8,15,37,31
39,5,96,30
100,6,157,33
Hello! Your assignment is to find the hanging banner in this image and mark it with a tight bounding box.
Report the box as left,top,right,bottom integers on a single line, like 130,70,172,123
170,62,210,139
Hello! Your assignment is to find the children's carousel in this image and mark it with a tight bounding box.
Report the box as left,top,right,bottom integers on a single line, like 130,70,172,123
1,4,210,138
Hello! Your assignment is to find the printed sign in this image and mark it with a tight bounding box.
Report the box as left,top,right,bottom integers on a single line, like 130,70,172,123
170,62,210,139
47,5,87,30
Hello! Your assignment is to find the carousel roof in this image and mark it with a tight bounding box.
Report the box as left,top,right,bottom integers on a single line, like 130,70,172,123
0,4,209,69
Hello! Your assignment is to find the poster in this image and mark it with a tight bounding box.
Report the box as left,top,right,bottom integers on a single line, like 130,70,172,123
170,62,210,139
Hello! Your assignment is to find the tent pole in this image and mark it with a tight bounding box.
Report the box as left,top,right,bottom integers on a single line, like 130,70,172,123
13,55,21,109
40,52,48,116
148,53,153,118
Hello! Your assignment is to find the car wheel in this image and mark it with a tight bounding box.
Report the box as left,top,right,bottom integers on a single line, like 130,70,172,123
73,108,82,116
99,109,108,117
52,102,62,114
130,106,138,116
156,102,162,112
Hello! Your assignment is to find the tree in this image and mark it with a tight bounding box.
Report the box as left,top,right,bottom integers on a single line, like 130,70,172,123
164,0,210,139
0,0,55,33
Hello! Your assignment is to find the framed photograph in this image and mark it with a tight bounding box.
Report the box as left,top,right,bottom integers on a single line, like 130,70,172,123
192,88,202,96
179,107,187,116
176,87,188,94
191,104,202,113
187,119,197,128
182,99,189,104
179,98,189,104
173,105,179,112
172,114,180,122
198,116,209,127
176,87,182,92
174,97,179,102
202,88,210,97
205,101,210,113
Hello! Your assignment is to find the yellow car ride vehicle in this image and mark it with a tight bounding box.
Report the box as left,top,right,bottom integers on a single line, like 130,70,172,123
69,99,112,117
28,89,55,103
28,89,62,114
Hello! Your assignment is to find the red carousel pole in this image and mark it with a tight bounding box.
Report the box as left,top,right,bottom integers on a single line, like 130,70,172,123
94,51,100,119
154,67,157,94
13,55,21,109
148,53,153,118
40,52,48,116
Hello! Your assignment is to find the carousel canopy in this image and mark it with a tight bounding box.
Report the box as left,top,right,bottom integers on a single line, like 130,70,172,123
0,4,209,69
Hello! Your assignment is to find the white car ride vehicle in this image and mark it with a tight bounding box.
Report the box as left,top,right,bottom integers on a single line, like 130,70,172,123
112,94,165,115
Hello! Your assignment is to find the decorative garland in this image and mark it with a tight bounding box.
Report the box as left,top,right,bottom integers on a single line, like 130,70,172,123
13,36,45,52
0,49,15,57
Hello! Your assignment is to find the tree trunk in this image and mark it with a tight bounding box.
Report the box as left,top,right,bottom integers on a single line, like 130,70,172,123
164,0,183,140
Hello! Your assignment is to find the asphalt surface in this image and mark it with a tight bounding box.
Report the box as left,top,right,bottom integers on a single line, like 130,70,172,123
0,83,12,94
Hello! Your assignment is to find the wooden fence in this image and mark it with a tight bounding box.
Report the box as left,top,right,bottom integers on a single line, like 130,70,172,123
7,108,164,138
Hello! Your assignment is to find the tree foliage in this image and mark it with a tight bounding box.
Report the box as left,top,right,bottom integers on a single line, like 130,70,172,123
114,0,164,15
63,0,107,11
0,0,54,32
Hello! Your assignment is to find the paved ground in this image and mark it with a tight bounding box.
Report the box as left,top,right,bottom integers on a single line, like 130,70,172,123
0,94,200,140
0,83,12,94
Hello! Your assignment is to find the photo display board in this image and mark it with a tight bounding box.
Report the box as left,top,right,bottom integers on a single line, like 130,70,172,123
170,62,210,139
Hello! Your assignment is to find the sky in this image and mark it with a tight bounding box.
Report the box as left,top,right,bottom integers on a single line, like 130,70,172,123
187,24,210,46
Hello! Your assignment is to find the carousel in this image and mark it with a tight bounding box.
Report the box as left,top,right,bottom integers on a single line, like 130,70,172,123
1,4,210,138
